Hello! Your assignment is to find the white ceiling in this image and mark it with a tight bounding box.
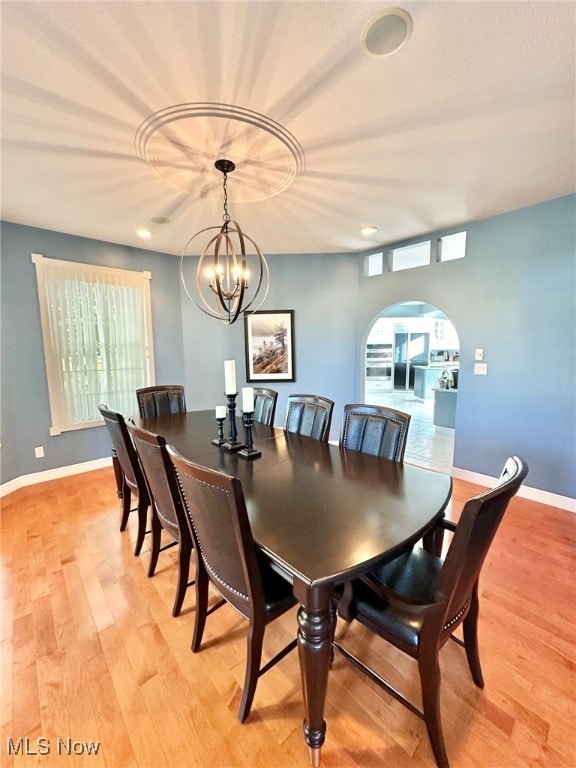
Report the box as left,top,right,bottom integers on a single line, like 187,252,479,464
1,1,575,257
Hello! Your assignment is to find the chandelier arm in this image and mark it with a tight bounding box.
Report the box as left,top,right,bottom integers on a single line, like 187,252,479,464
225,220,248,324
198,232,235,316
212,229,238,316
181,228,236,320
237,236,269,315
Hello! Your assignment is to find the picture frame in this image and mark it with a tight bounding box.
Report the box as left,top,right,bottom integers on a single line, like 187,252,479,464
244,310,295,382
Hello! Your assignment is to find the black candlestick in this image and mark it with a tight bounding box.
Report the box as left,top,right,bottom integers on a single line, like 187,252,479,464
223,393,243,452
212,416,226,446
238,412,261,459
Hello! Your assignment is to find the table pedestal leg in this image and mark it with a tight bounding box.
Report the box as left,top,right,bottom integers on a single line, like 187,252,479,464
112,449,123,499
293,580,335,767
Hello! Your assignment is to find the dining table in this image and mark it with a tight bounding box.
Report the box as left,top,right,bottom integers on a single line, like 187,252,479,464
135,409,452,766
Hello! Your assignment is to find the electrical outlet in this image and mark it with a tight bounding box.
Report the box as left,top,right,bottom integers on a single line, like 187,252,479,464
474,363,488,375
474,348,484,361
35,446,44,458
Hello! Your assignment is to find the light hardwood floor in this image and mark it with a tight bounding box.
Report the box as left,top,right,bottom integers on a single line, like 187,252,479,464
1,468,575,767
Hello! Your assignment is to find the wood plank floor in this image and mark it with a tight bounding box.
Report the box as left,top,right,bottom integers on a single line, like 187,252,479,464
1,468,575,767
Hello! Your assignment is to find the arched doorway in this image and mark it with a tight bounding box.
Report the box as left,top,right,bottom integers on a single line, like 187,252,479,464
363,301,459,474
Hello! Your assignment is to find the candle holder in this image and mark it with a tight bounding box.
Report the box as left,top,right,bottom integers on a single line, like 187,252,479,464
212,415,226,446
222,393,244,452
238,411,261,459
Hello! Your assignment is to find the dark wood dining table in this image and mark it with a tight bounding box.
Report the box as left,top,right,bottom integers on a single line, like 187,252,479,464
136,409,452,766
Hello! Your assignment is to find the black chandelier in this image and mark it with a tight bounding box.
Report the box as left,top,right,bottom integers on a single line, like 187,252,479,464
180,159,269,325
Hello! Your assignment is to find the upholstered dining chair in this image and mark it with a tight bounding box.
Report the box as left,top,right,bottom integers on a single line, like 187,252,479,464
167,446,298,723
136,385,186,419
284,393,334,442
340,404,411,461
252,386,278,426
98,404,150,556
334,456,528,768
128,424,194,617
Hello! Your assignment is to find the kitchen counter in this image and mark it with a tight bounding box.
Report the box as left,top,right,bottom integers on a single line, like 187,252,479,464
433,387,458,429
413,366,440,399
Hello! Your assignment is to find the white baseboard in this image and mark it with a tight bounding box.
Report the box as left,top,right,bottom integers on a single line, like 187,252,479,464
1,457,113,499
2,456,574,513
451,467,576,513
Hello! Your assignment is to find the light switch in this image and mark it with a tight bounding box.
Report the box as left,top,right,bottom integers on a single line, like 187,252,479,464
474,363,488,375
474,348,484,361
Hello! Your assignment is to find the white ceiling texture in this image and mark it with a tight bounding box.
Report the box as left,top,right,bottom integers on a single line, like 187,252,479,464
1,1,575,257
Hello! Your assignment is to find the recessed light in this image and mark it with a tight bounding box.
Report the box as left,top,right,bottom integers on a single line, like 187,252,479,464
360,225,378,236
136,228,153,239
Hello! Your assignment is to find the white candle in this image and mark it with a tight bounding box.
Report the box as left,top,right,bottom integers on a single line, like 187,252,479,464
224,360,236,394
242,386,254,413
215,405,226,419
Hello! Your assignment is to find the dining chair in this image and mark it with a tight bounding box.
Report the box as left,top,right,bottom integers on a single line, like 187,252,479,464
340,403,411,461
167,446,298,723
285,393,334,441
334,456,528,768
252,386,278,426
128,424,194,616
98,404,150,556
136,385,186,419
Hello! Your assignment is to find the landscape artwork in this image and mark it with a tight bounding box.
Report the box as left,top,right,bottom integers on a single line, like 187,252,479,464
244,310,295,382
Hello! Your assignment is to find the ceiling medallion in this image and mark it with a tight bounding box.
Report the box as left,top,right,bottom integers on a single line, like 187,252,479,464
135,102,305,202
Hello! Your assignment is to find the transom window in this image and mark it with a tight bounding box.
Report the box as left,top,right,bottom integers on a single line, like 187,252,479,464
390,241,431,272
439,232,467,261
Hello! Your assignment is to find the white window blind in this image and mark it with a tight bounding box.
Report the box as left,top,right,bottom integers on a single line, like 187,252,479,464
33,254,154,435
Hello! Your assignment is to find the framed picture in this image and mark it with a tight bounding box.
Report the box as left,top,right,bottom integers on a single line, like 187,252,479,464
244,310,295,382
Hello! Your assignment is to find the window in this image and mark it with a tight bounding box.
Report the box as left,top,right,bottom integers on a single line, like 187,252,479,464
439,231,467,262
33,254,154,435
364,252,383,276
391,240,431,272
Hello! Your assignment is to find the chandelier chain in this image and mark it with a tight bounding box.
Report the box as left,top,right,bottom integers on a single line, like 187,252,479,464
222,172,231,226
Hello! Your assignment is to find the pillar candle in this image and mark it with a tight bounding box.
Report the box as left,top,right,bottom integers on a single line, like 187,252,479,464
242,386,254,413
224,360,236,394
215,405,226,419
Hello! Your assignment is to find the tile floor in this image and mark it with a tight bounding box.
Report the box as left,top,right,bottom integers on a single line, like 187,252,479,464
364,387,454,475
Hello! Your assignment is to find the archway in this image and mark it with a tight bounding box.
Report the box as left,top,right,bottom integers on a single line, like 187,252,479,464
362,301,460,474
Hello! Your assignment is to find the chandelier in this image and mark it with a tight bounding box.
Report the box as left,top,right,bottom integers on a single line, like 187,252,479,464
180,159,269,325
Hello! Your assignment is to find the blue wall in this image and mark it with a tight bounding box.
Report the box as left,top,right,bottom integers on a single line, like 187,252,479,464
0,223,185,481
357,195,575,498
178,251,359,438
1,194,575,499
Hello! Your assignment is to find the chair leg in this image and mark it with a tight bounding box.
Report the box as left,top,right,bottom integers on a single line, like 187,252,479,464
336,581,355,622
418,647,449,768
329,598,337,667
191,565,209,652
147,511,162,577
112,449,124,499
238,620,265,723
463,585,484,688
422,525,445,557
133,496,149,556
119,482,131,531
172,540,193,617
